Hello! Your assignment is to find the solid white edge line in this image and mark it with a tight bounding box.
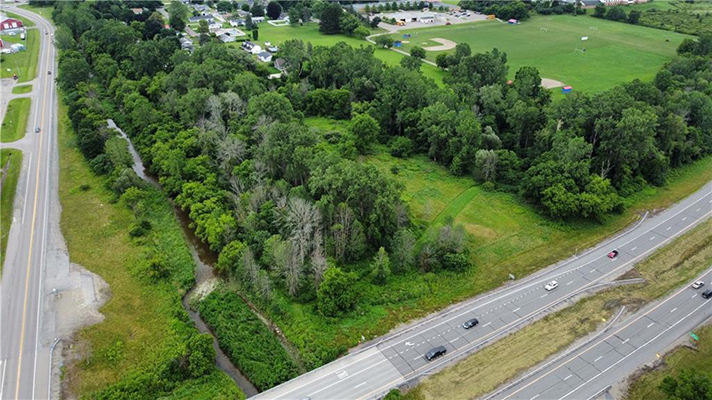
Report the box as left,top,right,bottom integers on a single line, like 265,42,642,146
559,300,711,400
0,361,7,399
22,152,33,224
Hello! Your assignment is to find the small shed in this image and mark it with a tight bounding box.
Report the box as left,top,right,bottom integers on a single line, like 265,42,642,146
562,86,573,94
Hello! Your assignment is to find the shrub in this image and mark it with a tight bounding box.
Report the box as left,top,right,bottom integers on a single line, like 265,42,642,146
129,219,152,237
389,136,414,158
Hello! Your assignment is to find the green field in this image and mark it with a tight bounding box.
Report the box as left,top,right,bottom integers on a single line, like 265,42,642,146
0,149,23,270
612,0,712,36
251,22,446,84
1,97,31,143
18,5,53,22
11,84,32,94
0,29,40,82
396,14,689,92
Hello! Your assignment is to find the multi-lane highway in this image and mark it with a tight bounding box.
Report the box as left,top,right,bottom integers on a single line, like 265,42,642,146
0,6,57,400
253,182,711,400
491,267,712,400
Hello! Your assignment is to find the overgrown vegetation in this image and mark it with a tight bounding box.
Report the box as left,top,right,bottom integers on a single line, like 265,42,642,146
402,217,712,400
11,84,33,94
198,288,299,391
43,0,712,393
0,149,23,269
1,98,31,143
607,0,712,36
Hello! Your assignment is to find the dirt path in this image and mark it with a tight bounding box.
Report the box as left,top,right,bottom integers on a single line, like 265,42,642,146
423,37,457,51
541,78,565,89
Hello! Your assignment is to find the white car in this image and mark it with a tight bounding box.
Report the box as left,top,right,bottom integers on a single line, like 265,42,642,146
692,281,704,290
544,280,558,291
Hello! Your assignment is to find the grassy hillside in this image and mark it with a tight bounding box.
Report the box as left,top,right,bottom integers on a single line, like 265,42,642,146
396,14,689,92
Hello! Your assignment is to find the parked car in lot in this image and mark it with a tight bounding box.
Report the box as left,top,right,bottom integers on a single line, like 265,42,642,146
544,280,558,291
462,318,479,329
424,345,447,361
702,290,712,299
608,250,619,258
692,281,705,290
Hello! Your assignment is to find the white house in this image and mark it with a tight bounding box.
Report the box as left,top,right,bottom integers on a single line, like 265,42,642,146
418,14,435,23
250,45,263,55
257,51,272,63
216,28,246,43
251,16,265,23
208,22,222,32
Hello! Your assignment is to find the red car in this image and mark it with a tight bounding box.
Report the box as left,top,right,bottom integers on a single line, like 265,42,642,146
608,250,619,259
446,22,452,25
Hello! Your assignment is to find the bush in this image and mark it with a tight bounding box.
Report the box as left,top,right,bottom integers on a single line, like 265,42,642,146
198,289,299,391
389,136,414,158
129,219,152,237
317,267,357,316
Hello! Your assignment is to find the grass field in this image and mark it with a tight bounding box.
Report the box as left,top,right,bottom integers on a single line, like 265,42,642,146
1,97,31,143
18,5,54,22
0,29,40,82
0,149,22,270
612,0,712,36
251,22,446,84
11,84,32,94
405,217,712,400
395,14,689,92
57,98,239,397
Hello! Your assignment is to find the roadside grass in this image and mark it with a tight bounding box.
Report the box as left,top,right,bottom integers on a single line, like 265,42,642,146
18,5,53,22
405,217,712,400
626,326,712,400
0,29,40,82
248,22,445,85
11,84,32,94
57,98,239,397
1,97,31,143
0,149,23,269
395,14,688,92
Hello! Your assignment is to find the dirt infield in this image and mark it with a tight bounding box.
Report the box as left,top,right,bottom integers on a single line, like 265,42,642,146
423,38,457,51
541,78,565,89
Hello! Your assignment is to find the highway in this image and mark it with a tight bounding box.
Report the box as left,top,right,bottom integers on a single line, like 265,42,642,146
253,181,711,400
490,267,712,400
0,5,58,400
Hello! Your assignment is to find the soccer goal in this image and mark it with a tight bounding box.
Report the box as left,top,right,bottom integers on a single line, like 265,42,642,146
540,27,548,32
589,26,598,30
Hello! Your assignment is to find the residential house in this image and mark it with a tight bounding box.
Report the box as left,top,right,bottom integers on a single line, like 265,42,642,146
230,19,245,27
193,4,211,13
267,45,278,53
217,28,245,43
250,45,263,55
274,58,287,72
257,51,272,63
241,41,255,52
188,15,214,23
251,16,265,23
208,22,222,33
179,36,193,50
0,17,23,32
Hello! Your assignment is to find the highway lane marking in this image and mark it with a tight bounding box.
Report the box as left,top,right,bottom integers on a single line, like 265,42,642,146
483,322,491,327
666,226,671,231
566,281,574,286
512,307,521,313
452,337,459,341
273,195,712,400
649,236,656,241
1,360,6,400
530,394,540,400
647,323,654,328
621,338,629,344
497,266,712,400
697,208,701,211
354,382,367,388
594,356,602,362
682,217,687,221
540,294,548,299
15,12,53,399
632,247,637,251
691,294,696,299
22,151,33,224
560,300,711,400
563,374,572,381
413,356,421,361
670,308,677,313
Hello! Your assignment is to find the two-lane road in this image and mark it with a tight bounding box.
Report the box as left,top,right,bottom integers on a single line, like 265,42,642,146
254,182,711,400
1,6,57,400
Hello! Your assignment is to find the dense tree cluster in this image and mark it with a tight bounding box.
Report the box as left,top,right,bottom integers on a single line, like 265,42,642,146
459,0,531,21
593,3,642,24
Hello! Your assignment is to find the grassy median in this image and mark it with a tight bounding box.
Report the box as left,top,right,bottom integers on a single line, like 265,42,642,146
11,84,32,94
1,97,31,143
0,149,23,270
403,218,712,400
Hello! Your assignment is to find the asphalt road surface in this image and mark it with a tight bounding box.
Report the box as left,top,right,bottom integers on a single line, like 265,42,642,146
253,181,711,400
492,267,712,400
0,6,57,400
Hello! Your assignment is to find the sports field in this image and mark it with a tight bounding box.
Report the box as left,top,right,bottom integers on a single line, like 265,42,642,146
396,14,690,92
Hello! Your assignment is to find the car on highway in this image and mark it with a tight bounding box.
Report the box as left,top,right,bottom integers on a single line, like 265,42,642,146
48,70,52,75
608,250,619,258
692,281,705,289
35,127,40,133
702,290,712,299
424,345,447,361
462,318,479,329
544,280,558,291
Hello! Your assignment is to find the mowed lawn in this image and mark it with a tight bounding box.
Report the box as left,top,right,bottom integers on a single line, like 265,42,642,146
0,29,40,82
396,14,689,92
0,149,23,270
253,22,446,84
1,97,31,143
366,148,712,289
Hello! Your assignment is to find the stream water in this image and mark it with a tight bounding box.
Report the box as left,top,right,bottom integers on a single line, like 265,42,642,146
109,120,259,397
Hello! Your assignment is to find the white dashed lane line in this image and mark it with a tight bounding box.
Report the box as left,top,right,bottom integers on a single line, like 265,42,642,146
594,356,602,362
670,308,677,313
632,247,637,251
647,322,654,328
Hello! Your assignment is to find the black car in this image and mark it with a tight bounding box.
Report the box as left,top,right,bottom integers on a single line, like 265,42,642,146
702,290,712,299
424,345,447,361
462,318,479,329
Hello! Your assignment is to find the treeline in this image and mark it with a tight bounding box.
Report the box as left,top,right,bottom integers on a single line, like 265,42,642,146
593,2,643,24
459,0,531,21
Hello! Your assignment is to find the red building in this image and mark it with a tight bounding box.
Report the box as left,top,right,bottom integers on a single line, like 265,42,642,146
0,18,24,31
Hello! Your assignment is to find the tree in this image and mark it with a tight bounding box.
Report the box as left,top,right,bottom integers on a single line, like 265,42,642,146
251,3,265,17
215,240,247,276
374,34,393,48
350,113,380,154
266,1,282,19
400,56,422,71
475,149,498,182
168,1,188,31
435,53,449,69
242,3,250,12
317,267,357,316
390,229,415,273
370,16,382,28
659,369,712,400
216,1,233,13
288,6,301,25
184,334,216,378
252,28,259,40
410,46,426,59
627,9,641,24
606,7,626,21
593,3,606,18
320,2,343,34
354,25,370,39
339,11,361,36
371,247,391,284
